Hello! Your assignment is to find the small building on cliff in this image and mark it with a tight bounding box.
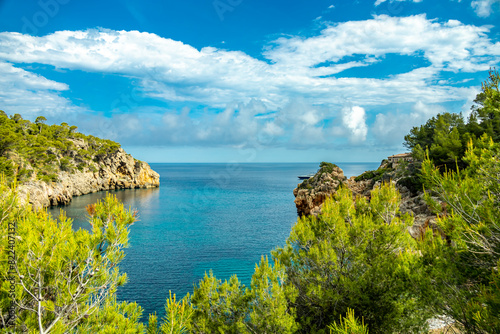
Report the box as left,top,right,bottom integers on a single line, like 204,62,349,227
387,153,413,164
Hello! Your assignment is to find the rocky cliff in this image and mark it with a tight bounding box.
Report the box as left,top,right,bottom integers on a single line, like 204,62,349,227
294,161,439,238
16,142,159,209
293,162,347,216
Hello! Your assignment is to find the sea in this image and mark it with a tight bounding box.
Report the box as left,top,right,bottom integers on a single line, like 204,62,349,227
47,162,379,320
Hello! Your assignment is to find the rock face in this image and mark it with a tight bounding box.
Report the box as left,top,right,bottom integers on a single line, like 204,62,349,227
293,162,440,238
17,147,160,209
293,163,347,216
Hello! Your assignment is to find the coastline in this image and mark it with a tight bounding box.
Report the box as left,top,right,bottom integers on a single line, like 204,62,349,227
17,148,160,209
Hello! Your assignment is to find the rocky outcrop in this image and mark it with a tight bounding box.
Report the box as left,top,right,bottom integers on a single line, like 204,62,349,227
293,163,347,216
293,162,441,239
17,147,160,209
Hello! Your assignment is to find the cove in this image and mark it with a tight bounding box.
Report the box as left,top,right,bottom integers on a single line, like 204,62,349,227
47,162,379,319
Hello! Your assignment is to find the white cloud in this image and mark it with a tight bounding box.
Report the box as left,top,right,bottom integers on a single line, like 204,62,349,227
0,15,497,112
342,106,368,144
265,15,499,73
68,99,328,149
0,61,83,119
0,15,498,151
471,0,500,17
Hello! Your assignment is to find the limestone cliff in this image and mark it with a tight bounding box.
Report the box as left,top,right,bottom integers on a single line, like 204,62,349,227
17,145,159,209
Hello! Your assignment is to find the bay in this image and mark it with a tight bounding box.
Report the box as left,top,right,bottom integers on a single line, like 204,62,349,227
47,162,379,319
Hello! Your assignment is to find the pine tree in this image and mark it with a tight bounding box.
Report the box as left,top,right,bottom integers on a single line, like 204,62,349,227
0,179,141,333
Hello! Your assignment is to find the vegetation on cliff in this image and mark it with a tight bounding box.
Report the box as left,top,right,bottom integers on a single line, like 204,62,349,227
0,112,121,184
416,136,500,332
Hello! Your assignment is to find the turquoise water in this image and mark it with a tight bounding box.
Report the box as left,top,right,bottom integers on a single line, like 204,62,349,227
47,162,379,319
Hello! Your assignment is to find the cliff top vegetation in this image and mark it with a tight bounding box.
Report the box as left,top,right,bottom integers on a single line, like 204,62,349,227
0,112,121,184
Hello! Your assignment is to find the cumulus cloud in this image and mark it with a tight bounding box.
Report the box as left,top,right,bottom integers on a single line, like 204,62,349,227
64,98,334,150
471,0,499,17
341,106,368,144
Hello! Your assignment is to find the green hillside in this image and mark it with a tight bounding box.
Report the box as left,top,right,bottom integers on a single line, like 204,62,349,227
0,112,120,183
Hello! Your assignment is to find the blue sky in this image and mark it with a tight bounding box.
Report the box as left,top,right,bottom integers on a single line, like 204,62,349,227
0,0,499,163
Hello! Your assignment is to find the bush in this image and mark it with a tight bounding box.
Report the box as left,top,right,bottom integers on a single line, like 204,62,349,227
396,176,422,195
59,157,72,172
273,183,431,333
0,157,14,179
319,161,338,174
354,168,389,182
329,309,369,334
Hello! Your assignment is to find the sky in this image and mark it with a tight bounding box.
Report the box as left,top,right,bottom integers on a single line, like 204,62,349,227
0,0,499,163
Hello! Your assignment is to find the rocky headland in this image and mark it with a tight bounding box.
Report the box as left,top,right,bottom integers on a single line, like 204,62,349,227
12,138,159,209
0,113,160,209
17,147,159,209
293,160,439,239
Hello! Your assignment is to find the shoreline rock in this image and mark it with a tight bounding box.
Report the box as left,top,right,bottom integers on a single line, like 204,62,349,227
17,148,160,209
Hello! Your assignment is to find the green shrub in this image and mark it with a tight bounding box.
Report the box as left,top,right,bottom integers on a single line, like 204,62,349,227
329,309,369,334
77,163,86,172
0,157,14,179
396,176,422,195
354,168,389,182
319,161,337,174
274,184,431,333
59,157,72,172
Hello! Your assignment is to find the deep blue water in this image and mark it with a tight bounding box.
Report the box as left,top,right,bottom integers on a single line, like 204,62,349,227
47,162,379,319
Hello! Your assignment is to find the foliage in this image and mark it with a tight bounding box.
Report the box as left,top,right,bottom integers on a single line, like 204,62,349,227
354,168,389,182
0,158,15,179
0,111,121,184
416,136,500,333
160,291,192,334
473,70,500,143
273,184,430,334
184,257,298,334
329,309,369,334
0,179,138,333
319,161,338,174
404,69,500,169
73,296,145,334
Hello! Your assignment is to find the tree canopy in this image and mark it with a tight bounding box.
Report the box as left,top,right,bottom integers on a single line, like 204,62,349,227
404,70,500,168
0,112,120,184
